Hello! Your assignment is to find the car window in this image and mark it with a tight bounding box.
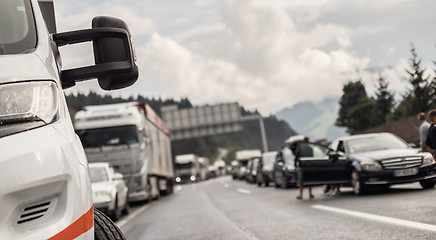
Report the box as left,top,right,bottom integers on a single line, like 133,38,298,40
299,143,329,158
90,167,108,183
0,0,37,54
347,134,409,154
262,152,276,165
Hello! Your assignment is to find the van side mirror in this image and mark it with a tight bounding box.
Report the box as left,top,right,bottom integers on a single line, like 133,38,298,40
53,16,138,90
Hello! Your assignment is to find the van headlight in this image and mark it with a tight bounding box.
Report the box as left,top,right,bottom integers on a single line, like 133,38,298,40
361,160,383,171
0,81,59,137
422,153,435,166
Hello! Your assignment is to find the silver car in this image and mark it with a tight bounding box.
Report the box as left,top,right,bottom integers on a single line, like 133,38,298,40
89,162,129,221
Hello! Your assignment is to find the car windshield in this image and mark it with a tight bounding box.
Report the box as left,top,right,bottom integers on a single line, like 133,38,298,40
76,125,139,148
262,153,276,165
89,167,108,183
0,0,36,54
347,134,409,154
176,162,193,169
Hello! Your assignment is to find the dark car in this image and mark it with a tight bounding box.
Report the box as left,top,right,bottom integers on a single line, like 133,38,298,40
301,133,436,195
273,146,298,188
231,161,239,180
257,151,277,186
246,157,260,183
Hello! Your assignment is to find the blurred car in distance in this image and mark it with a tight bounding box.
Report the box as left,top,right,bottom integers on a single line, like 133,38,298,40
246,156,260,184
89,162,129,221
257,151,278,187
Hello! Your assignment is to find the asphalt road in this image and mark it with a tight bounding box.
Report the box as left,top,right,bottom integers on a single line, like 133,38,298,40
119,176,436,239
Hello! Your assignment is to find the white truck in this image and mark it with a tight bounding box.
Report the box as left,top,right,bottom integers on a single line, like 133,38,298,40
74,102,174,202
0,0,138,239
174,154,201,183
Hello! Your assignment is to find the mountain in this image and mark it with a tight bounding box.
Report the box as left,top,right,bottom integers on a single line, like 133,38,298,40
275,98,348,141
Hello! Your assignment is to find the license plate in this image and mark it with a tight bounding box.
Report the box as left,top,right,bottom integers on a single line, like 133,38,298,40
394,168,418,177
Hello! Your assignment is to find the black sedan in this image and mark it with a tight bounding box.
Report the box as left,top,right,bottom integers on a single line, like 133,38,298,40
301,133,436,194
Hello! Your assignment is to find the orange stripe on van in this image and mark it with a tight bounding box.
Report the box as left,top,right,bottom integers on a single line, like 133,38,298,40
49,205,94,240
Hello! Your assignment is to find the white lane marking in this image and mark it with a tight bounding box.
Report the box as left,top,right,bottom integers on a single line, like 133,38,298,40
224,183,229,188
313,205,436,232
237,188,251,194
116,204,151,228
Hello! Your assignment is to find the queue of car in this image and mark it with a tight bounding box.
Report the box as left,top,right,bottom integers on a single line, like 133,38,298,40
232,132,436,195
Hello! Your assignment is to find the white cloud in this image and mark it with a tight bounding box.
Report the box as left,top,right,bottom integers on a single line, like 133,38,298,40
58,0,434,115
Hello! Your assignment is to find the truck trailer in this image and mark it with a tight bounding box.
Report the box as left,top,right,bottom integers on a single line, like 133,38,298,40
74,102,174,202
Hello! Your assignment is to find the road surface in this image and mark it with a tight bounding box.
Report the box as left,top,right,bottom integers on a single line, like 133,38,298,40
119,176,436,239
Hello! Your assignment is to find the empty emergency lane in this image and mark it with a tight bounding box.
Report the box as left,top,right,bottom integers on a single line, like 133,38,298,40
120,176,436,239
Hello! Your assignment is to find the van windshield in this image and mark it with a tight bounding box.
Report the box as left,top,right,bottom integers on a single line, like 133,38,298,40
0,0,37,54
76,125,139,148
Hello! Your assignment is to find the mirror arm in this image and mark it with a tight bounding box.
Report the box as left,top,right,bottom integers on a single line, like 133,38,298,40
53,27,129,46
61,61,132,87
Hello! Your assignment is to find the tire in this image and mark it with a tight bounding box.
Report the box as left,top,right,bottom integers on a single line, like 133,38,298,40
94,208,126,240
351,170,366,195
110,197,121,221
122,194,129,215
420,179,436,189
274,174,281,188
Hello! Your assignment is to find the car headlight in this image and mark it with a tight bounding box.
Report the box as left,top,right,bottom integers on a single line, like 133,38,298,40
422,154,435,166
0,81,59,138
190,175,196,181
93,191,112,202
175,177,181,182
361,160,383,171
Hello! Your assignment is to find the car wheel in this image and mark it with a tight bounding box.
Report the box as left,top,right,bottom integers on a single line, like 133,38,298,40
94,208,126,240
420,179,436,189
122,194,129,215
110,196,121,221
274,174,281,188
351,171,366,195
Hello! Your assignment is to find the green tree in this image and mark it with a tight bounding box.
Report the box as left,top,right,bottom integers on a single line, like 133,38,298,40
336,80,378,134
373,72,394,125
389,45,432,121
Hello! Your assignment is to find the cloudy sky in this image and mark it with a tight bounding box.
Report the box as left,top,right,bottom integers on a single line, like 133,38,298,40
56,0,436,115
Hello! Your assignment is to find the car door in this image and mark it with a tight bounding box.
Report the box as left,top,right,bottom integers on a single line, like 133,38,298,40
300,143,349,185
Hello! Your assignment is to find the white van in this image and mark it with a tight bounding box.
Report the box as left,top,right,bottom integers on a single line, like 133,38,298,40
0,0,138,239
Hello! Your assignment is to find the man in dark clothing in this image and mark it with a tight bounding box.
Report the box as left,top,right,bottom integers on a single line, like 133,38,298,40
296,137,314,200
426,110,436,155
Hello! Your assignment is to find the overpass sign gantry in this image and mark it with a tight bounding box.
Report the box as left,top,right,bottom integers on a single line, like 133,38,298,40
160,103,268,152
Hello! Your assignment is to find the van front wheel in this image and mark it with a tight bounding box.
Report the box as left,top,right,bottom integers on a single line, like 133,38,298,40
94,208,126,240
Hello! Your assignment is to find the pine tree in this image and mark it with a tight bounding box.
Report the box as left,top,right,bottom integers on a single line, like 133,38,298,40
373,72,394,125
336,80,378,134
388,45,432,121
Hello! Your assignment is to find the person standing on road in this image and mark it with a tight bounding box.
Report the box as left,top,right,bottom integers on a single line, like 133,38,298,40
296,137,314,200
418,112,431,152
426,110,436,156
